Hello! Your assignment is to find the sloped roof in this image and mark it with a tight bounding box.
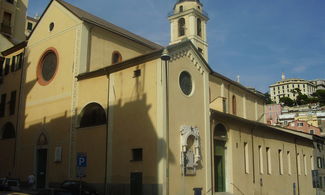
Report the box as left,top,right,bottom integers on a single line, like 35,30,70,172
56,0,162,50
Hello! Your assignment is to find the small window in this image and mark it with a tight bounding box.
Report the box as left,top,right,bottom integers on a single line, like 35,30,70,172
1,122,15,139
317,157,322,168
198,47,203,55
179,5,183,12
9,91,16,115
49,22,54,31
178,18,185,37
0,57,4,75
232,95,237,115
27,22,33,30
11,56,16,72
266,147,271,174
131,148,143,161
197,18,202,37
112,51,122,64
15,53,23,70
279,150,283,175
5,58,10,75
311,156,314,170
310,130,314,134
79,103,107,128
244,142,249,173
297,122,304,127
0,94,6,117
133,69,141,78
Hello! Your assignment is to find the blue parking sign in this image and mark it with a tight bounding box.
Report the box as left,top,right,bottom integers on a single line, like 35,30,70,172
77,153,87,167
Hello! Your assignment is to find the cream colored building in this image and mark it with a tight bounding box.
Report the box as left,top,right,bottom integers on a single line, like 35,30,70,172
0,0,319,194
25,16,38,37
0,0,28,53
269,73,316,103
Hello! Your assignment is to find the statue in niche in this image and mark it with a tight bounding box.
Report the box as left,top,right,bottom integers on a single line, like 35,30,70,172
180,125,201,176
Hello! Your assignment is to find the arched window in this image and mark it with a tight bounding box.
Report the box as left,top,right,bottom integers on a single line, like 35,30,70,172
1,122,15,139
112,51,122,64
79,103,107,128
232,95,237,115
179,5,183,12
197,18,202,37
178,18,185,37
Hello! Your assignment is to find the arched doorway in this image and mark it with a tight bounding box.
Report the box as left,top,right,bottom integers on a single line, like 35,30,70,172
36,133,48,188
1,122,15,139
213,123,227,192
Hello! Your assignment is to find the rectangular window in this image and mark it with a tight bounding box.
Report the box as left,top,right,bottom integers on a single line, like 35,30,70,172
133,69,141,78
16,53,23,70
287,151,292,175
297,153,301,175
311,156,314,170
266,147,271,174
303,155,307,176
279,150,283,175
10,55,16,72
4,58,10,75
2,12,12,35
9,91,16,115
244,142,249,174
259,146,263,174
317,157,322,168
297,122,304,127
0,57,4,76
320,177,323,188
27,22,33,30
0,94,6,117
6,0,14,4
131,148,143,161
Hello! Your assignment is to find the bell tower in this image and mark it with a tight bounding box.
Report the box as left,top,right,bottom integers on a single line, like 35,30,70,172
168,0,209,61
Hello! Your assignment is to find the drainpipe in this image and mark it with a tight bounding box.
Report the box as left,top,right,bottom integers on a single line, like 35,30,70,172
161,49,170,195
13,49,26,175
294,138,300,195
104,72,110,195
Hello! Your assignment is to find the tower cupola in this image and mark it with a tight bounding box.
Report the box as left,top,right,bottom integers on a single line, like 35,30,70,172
169,0,209,61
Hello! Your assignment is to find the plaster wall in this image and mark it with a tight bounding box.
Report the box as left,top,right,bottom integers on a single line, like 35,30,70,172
167,52,209,194
88,27,154,72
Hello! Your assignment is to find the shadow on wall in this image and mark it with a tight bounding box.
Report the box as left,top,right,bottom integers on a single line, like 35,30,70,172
3,48,176,195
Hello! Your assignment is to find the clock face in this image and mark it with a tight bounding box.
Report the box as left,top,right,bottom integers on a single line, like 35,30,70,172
179,71,193,96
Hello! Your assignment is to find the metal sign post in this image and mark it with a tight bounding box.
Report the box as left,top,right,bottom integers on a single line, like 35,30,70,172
77,153,87,195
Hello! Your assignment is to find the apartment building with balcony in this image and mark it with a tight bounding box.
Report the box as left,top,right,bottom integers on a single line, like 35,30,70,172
0,0,28,53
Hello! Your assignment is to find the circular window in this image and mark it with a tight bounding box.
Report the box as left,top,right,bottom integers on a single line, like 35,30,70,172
37,48,58,85
49,22,54,31
179,71,193,96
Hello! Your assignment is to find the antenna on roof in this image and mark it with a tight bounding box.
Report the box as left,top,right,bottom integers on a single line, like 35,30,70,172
236,75,240,83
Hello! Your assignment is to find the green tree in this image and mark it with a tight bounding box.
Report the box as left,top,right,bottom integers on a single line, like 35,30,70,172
312,90,325,106
280,97,294,107
264,92,274,104
296,94,309,105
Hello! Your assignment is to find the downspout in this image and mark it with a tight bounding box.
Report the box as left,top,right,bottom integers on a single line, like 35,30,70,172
294,138,300,195
13,49,26,174
251,127,255,184
104,72,110,195
161,49,170,195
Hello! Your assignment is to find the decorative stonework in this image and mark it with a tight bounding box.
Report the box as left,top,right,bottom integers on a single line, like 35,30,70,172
180,125,201,175
170,48,205,75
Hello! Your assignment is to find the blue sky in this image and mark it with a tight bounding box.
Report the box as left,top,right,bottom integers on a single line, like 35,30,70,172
28,0,325,93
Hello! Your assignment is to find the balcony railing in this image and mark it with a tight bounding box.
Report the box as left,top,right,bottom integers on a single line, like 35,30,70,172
0,23,12,35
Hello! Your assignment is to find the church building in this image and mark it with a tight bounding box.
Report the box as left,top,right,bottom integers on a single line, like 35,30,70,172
0,0,318,194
